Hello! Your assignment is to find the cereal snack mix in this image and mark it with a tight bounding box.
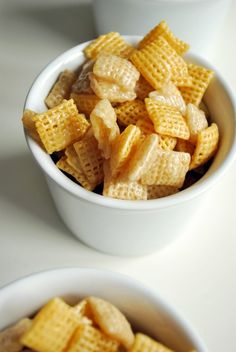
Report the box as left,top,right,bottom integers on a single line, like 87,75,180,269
22,20,219,200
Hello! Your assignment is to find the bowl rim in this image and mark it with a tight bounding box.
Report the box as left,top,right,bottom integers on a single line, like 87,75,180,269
24,36,236,211
0,267,208,352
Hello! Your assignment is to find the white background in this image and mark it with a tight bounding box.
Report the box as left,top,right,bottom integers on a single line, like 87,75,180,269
0,1,235,351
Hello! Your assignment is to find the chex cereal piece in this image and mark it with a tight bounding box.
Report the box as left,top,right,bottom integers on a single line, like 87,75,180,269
0,319,32,352
147,185,179,199
145,98,190,140
115,100,148,126
158,134,177,151
90,74,136,103
70,93,100,117
130,44,171,91
126,134,159,181
149,81,186,115
57,156,95,191
21,297,80,352
185,103,208,143
45,70,77,108
84,32,133,60
129,333,174,352
135,75,154,100
110,124,141,177
66,324,120,352
33,99,90,154
73,300,93,325
103,178,147,200
175,138,195,155
22,109,41,144
87,296,134,349
138,20,189,56
93,54,140,91
141,149,191,188
190,123,219,170
74,132,104,186
179,63,214,106
90,99,120,159
71,60,94,95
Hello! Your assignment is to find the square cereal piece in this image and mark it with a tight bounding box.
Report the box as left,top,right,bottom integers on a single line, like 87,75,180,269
141,149,191,188
66,324,120,352
147,185,179,199
87,296,134,349
135,75,154,100
115,99,148,126
185,103,208,144
103,178,147,200
90,99,120,159
190,123,219,170
22,109,41,144
45,70,77,108
73,132,104,186
110,124,141,177
179,63,214,106
0,319,32,352
93,54,140,91
90,74,136,103
70,93,100,117
84,32,134,60
138,20,189,56
71,60,94,95
149,81,186,115
21,297,80,352
33,99,90,154
130,44,171,91
145,98,190,140
129,333,174,352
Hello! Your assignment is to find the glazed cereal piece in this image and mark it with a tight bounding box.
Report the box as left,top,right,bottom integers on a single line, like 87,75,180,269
175,138,195,156
84,32,133,59
149,81,186,115
71,60,94,95
138,20,189,56
190,123,219,170
126,134,159,181
93,54,140,91
57,156,95,191
90,99,120,159
0,319,32,352
185,103,208,143
22,109,41,144
129,333,174,352
21,298,80,352
87,296,134,349
179,63,214,106
90,74,137,103
141,149,191,188
73,132,104,186
110,124,141,177
145,98,190,140
115,100,148,126
45,70,77,109
33,99,90,154
130,43,171,91
66,324,120,352
135,75,154,100
70,93,100,117
147,185,179,199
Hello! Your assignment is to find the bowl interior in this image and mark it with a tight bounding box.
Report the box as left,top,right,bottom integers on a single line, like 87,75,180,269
0,268,206,352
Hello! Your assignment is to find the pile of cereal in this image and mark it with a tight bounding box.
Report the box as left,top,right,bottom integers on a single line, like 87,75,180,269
0,296,196,352
22,20,219,200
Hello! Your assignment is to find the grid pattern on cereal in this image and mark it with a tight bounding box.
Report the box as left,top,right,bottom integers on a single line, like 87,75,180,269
147,185,179,199
115,100,148,126
71,93,100,117
129,333,174,352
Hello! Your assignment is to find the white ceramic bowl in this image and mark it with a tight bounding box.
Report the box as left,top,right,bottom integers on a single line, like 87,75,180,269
24,36,236,256
0,267,208,352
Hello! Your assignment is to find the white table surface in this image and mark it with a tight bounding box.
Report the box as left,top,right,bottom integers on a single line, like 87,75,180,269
0,1,235,351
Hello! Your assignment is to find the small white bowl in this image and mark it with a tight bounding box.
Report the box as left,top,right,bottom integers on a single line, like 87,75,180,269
24,36,236,256
0,267,208,351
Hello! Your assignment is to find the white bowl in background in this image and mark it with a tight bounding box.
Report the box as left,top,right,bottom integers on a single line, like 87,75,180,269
24,36,236,256
0,267,208,352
